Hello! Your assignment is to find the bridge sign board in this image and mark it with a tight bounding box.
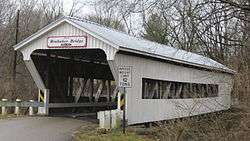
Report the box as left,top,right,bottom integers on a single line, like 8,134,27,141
47,36,87,48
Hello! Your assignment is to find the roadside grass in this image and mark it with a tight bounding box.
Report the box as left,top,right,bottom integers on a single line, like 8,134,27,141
74,121,153,141
75,106,250,141
131,107,250,141
75,129,153,141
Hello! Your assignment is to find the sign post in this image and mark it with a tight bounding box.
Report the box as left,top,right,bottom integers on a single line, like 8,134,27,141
118,66,132,134
122,87,126,134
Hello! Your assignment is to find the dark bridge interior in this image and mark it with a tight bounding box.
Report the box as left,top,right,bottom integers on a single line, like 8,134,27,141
31,49,117,114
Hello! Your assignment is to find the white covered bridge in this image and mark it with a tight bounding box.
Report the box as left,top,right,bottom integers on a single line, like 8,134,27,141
14,16,235,125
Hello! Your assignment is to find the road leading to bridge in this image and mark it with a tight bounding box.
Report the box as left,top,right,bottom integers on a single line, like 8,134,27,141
0,116,93,141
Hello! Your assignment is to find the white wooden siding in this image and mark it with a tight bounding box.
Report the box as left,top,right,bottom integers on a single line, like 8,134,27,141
19,22,118,92
20,22,117,60
115,53,233,125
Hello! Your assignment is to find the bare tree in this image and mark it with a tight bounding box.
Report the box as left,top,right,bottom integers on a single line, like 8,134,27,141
142,13,169,45
68,0,86,17
86,14,125,31
0,0,71,99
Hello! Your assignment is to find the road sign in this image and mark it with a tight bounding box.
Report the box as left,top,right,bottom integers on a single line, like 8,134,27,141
118,66,132,88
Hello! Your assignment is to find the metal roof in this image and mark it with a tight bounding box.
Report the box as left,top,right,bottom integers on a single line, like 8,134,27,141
14,16,235,74
67,17,234,74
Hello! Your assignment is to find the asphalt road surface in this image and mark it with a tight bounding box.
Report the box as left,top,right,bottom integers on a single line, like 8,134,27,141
0,116,91,141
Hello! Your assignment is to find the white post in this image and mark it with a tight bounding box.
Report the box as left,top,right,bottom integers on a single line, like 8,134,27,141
14,99,21,115
44,89,49,115
1,99,8,116
117,92,121,110
38,89,49,115
29,100,34,116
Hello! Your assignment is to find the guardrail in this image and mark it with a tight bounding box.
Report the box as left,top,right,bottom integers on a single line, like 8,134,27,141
0,99,43,116
0,98,117,116
48,102,116,108
0,101,43,107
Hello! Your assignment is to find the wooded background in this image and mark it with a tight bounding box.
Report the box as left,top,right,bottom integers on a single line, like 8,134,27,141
0,0,249,106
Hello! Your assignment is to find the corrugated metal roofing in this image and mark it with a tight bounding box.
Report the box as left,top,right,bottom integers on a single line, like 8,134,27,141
66,17,234,74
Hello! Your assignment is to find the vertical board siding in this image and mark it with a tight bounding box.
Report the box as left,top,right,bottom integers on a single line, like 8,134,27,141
20,22,117,60
115,53,233,125
19,22,118,98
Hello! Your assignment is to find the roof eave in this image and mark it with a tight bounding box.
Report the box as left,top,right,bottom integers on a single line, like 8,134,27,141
119,46,236,75
13,17,120,51
65,18,120,49
13,17,66,51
